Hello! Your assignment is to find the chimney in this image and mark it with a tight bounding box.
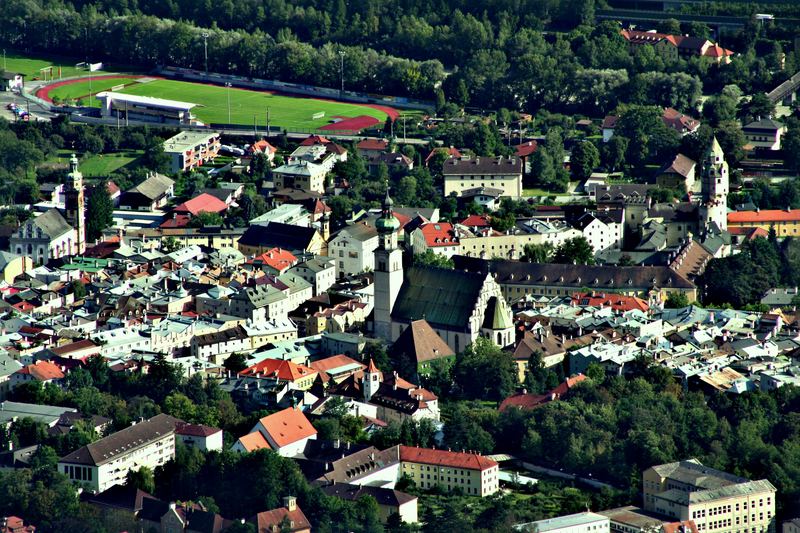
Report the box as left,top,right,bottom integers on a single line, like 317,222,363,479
283,496,297,512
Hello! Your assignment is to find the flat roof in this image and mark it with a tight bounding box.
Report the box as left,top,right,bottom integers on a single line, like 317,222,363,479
163,130,220,153
517,512,609,533
95,91,197,111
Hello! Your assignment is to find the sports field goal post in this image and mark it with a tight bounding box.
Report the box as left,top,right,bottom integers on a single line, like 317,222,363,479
39,66,54,82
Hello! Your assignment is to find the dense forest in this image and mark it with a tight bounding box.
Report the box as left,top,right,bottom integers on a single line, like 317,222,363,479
2,1,797,112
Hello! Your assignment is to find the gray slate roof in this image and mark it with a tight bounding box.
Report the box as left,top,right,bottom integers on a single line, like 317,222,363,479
392,266,488,330
128,174,174,200
30,209,74,239
59,413,181,466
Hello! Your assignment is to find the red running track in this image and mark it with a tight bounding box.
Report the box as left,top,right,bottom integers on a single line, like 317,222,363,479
35,75,144,102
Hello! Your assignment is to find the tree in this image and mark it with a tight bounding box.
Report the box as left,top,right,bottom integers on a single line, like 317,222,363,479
522,242,554,263
665,292,689,308
224,352,249,373
585,362,606,383
413,249,453,269
189,211,224,227
452,337,517,401
126,466,155,494
739,93,775,123
570,141,600,181
86,183,114,241
553,237,595,265
71,280,87,300
162,236,181,253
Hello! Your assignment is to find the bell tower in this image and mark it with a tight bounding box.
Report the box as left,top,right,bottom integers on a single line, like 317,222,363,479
64,154,86,255
699,137,729,232
373,188,403,341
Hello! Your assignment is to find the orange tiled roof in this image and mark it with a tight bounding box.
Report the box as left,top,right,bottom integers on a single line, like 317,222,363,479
257,407,317,448
310,354,365,374
399,445,497,471
240,358,315,382
419,222,459,247
236,431,271,452
18,360,65,381
248,247,297,273
728,209,800,223
173,193,228,216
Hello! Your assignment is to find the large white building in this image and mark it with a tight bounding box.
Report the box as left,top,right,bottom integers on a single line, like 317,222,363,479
58,413,182,493
329,223,379,278
516,512,611,533
643,460,777,533
373,192,514,353
95,92,198,125
10,209,77,264
443,156,523,198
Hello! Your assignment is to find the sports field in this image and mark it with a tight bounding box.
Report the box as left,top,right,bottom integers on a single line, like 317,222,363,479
42,76,139,103
2,51,91,80
121,79,394,130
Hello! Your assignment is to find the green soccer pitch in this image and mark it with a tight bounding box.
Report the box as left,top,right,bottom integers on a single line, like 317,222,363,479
118,78,392,130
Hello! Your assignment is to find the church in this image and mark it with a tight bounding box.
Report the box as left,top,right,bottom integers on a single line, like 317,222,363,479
9,154,86,264
372,191,514,353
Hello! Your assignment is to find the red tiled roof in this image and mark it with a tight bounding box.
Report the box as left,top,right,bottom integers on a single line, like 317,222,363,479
236,431,271,452
602,115,619,129
425,146,462,164
257,407,317,448
51,339,100,356
515,141,538,158
176,422,221,437
251,505,311,533
17,360,65,381
704,44,733,58
662,108,700,133
173,193,228,216
240,359,316,382
728,209,800,223
571,292,649,312
249,139,277,155
357,138,389,151
663,521,699,533
727,226,769,240
399,445,497,471
309,354,365,374
247,247,297,273
3,516,35,533
460,214,492,228
300,134,330,146
367,358,379,373
499,374,587,411
419,222,459,247
159,214,191,229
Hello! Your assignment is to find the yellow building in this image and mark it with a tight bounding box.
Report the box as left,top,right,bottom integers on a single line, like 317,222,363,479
643,460,776,533
0,252,33,284
443,156,523,198
399,446,499,497
727,210,800,238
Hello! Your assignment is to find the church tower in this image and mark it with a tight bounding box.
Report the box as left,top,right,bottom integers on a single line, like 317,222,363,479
699,137,729,232
373,189,403,341
64,154,86,255
362,359,382,401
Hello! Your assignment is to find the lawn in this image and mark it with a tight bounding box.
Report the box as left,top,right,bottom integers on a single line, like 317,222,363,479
2,51,89,80
44,76,136,104
116,79,391,130
79,151,142,176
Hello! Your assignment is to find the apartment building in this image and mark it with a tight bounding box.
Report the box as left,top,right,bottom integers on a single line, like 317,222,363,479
58,413,182,493
398,446,499,497
443,156,523,198
163,131,221,173
643,460,777,533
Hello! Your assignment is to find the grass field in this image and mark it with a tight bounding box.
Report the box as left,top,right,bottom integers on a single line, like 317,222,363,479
45,77,135,103
2,51,90,80
79,151,142,176
114,78,391,130
47,149,141,176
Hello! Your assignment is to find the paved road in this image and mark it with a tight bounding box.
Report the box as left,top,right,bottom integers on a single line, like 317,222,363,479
519,461,619,490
